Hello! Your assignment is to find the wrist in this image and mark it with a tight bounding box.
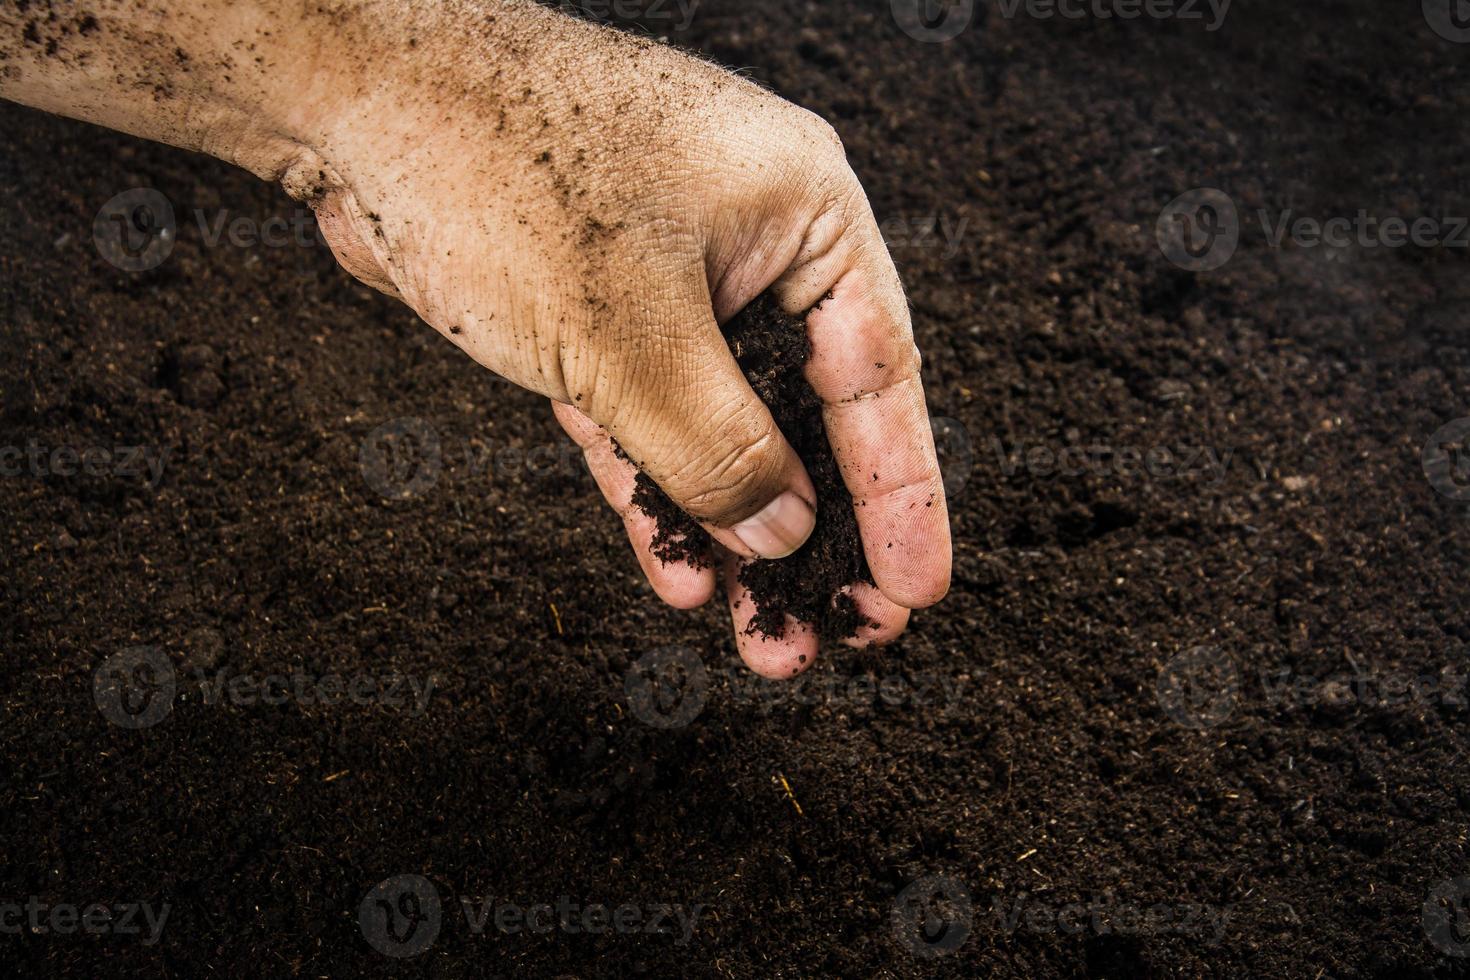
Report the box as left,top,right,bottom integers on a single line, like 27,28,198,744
207,0,522,183
193,6,358,182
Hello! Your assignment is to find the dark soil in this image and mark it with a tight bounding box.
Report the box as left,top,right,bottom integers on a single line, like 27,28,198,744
3,1,1470,978
630,293,872,641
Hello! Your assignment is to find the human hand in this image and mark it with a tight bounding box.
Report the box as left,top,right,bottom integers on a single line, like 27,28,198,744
274,2,951,676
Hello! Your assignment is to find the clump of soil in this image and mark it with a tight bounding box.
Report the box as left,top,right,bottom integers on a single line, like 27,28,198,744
629,294,872,641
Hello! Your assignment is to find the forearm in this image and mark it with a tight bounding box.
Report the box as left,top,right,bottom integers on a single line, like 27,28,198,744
3,1,316,175
0,0,608,182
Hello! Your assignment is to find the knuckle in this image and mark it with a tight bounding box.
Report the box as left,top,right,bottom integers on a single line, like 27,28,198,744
667,416,783,523
781,108,853,189
793,108,845,155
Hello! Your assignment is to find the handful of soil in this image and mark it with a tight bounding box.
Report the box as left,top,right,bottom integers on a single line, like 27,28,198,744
629,294,874,642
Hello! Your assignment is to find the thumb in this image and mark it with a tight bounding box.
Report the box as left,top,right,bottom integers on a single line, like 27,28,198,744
588,313,817,561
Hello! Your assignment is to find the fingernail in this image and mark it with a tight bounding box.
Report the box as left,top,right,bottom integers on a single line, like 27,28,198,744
732,492,815,559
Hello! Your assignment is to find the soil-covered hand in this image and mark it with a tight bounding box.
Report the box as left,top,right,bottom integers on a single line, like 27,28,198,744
2,0,950,677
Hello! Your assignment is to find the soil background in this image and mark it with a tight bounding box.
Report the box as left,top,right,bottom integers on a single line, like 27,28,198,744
4,0,1470,976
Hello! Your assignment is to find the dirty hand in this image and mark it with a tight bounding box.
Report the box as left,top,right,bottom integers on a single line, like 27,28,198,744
2,0,950,676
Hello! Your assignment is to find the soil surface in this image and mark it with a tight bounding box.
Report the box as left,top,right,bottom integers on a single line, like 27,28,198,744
4,0,1470,977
